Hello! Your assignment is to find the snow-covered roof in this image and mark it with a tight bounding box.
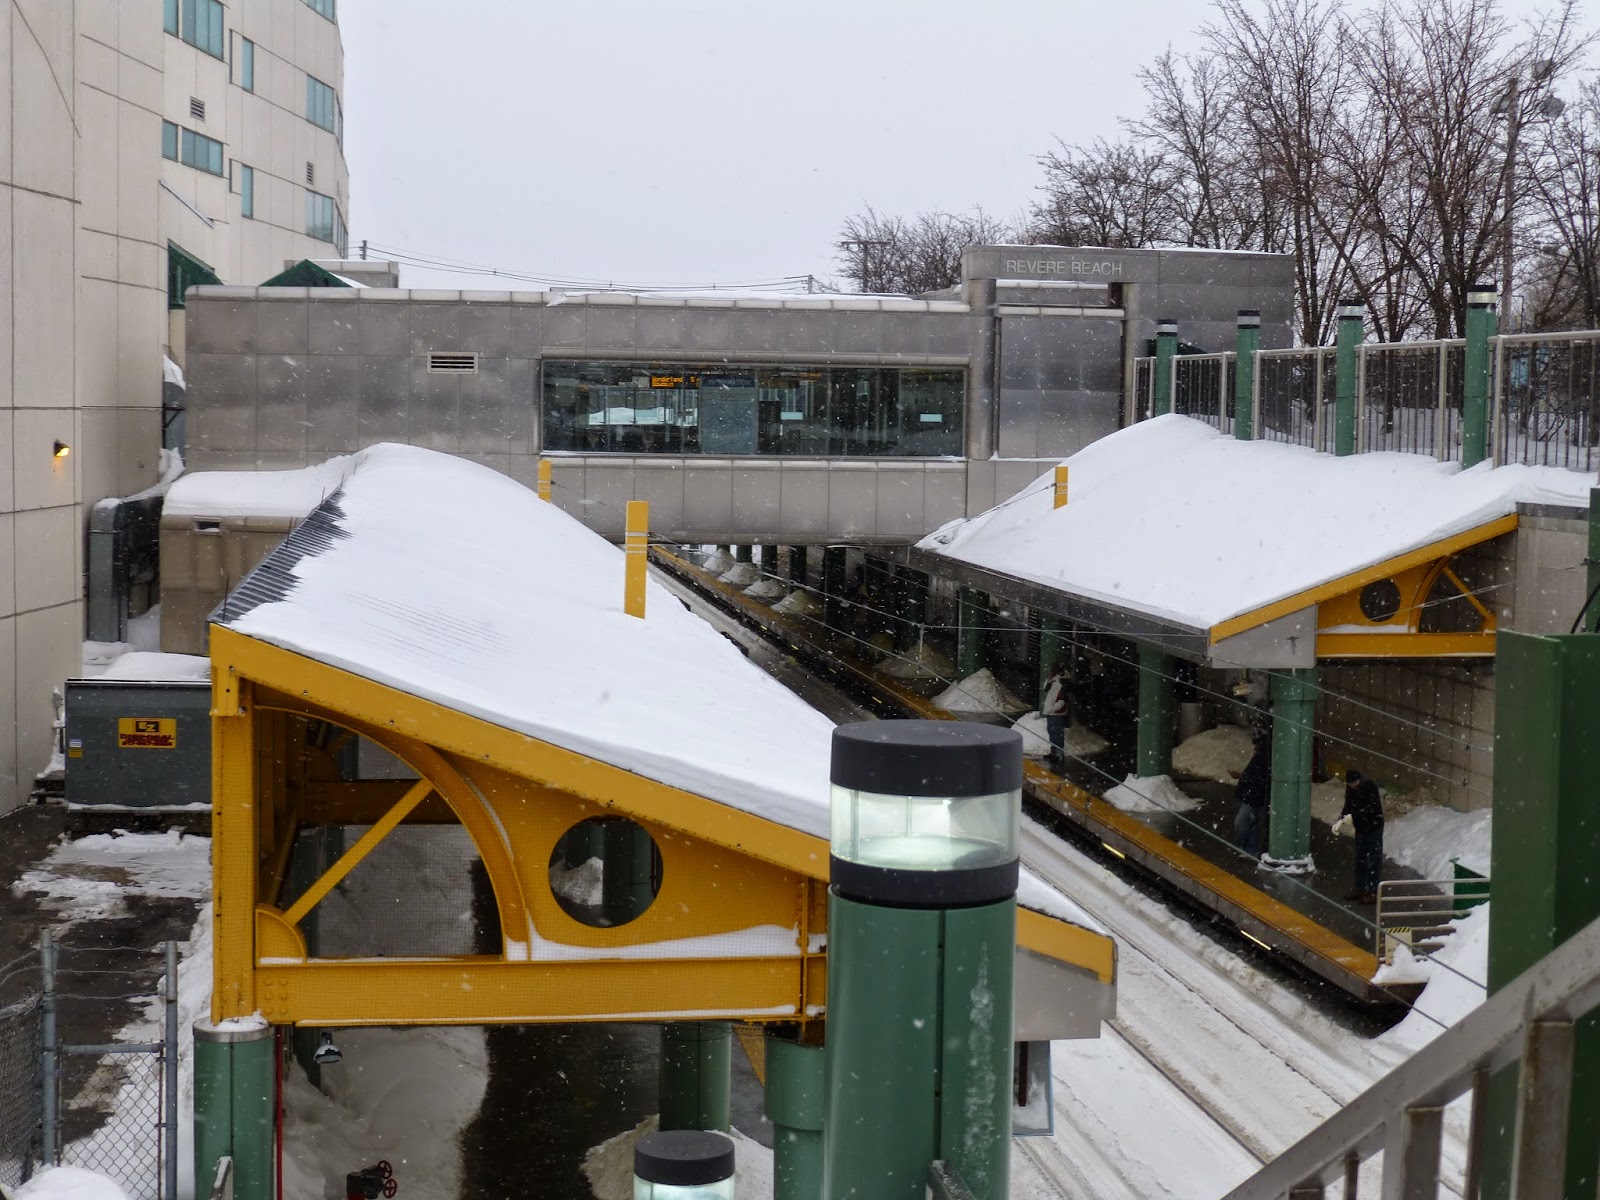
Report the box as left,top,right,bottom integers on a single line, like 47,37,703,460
922,415,1595,632
211,444,1093,929
163,456,355,520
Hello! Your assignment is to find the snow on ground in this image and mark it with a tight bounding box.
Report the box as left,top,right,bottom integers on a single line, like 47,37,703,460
875,640,955,681
207,445,1097,929
581,1117,772,1200
1013,712,1110,760
94,653,210,683
742,578,788,601
13,1167,131,1200
1172,725,1255,783
1379,904,1491,1053
719,563,760,587
1386,806,1491,879
162,456,354,520
772,588,823,618
1103,774,1203,815
15,830,211,930
931,668,1028,716
920,414,1596,630
282,1025,488,1200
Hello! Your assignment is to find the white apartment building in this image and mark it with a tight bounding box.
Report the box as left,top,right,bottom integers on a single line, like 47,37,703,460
1,0,351,813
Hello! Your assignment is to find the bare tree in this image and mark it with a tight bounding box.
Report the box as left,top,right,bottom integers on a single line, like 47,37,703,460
1029,139,1178,248
835,206,1014,294
1525,77,1600,328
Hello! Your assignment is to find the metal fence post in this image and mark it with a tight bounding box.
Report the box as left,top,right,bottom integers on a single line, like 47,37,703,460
165,941,180,1200
1235,312,1260,440
1335,302,1363,456
1463,285,1497,468
1435,341,1450,461
39,932,56,1167
1152,320,1177,417
1490,335,1505,465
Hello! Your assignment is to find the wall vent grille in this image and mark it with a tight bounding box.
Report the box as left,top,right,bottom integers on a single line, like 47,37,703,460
427,352,479,375
189,97,205,120
305,161,315,184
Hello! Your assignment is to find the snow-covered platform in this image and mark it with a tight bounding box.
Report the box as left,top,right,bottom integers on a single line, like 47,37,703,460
202,444,1115,1034
914,415,1596,667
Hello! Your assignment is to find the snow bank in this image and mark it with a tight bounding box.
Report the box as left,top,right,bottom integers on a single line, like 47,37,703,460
15,829,212,929
581,1116,773,1200
1380,904,1490,1052
772,589,824,618
743,578,788,601
920,414,1596,629
876,640,955,681
1387,805,1491,880
719,562,760,587
1103,774,1202,815
14,1167,131,1200
550,857,604,908
931,669,1028,716
163,456,356,520
1013,712,1109,760
1172,725,1255,783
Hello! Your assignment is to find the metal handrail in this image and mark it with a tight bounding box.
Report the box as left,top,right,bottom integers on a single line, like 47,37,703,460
1223,909,1600,1200
1374,877,1490,963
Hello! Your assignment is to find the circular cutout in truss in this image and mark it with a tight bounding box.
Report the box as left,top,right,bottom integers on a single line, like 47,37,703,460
1358,579,1403,622
548,816,663,928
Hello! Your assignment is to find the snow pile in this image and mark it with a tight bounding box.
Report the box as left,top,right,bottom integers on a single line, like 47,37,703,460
282,1025,488,1200
581,1116,773,1200
1103,774,1203,815
719,562,761,587
876,640,955,681
1013,713,1110,759
743,577,789,601
1386,805,1491,880
773,589,824,618
1380,904,1490,1052
14,1167,131,1200
1172,725,1255,783
163,455,356,520
550,856,605,908
94,652,210,683
931,669,1029,716
920,414,1596,629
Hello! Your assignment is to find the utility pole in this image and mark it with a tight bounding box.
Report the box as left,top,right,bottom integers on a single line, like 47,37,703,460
838,238,888,294
1496,60,1565,331
359,239,368,261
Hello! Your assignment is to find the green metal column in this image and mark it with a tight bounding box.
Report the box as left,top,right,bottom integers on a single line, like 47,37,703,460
736,544,753,564
894,567,929,650
194,1020,274,1200
957,588,988,678
1335,301,1363,456
823,546,848,632
1588,488,1600,634
1135,645,1175,777
759,543,777,573
1037,616,1067,706
659,1022,732,1132
1152,319,1178,417
822,896,943,1200
601,818,655,926
766,1033,825,1200
790,545,809,585
1482,633,1600,1200
285,829,340,1084
936,900,1016,1200
1266,668,1317,867
1463,285,1498,468
1234,310,1260,440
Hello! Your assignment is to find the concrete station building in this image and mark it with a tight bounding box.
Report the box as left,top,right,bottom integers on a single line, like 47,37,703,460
1,0,351,813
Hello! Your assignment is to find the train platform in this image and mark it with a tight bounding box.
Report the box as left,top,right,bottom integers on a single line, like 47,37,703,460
652,545,1399,1004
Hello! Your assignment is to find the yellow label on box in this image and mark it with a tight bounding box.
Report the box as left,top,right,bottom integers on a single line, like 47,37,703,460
117,718,177,749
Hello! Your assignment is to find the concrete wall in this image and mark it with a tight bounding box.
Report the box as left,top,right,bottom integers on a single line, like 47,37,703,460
159,513,298,653
1510,503,1591,634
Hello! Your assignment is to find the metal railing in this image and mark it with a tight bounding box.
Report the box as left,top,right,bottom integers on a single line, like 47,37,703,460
1494,330,1600,473
1375,876,1491,964
1173,352,1237,435
1357,340,1466,460
1224,908,1600,1200
1257,347,1335,451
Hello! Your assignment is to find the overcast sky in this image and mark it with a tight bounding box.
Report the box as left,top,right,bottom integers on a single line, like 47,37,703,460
340,0,1587,291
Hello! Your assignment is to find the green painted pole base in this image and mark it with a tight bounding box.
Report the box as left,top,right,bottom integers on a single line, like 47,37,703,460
1463,291,1497,469
1335,305,1362,457
659,1022,732,1132
957,589,987,678
736,545,753,564
766,1033,824,1200
1135,646,1175,777
1265,668,1317,867
194,1020,274,1200
822,893,1015,1200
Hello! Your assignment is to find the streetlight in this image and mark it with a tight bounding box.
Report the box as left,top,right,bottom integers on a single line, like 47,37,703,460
1494,60,1566,330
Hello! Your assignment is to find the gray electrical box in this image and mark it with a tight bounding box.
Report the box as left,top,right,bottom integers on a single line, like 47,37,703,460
64,679,211,808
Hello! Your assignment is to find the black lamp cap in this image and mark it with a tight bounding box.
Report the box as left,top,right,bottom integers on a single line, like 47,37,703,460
634,1130,736,1187
830,720,1022,798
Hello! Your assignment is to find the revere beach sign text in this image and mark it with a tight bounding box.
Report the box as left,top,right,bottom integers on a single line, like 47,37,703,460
962,246,1162,284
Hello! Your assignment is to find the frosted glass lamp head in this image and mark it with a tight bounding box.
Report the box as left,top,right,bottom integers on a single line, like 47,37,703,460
829,719,1022,908
633,1130,735,1200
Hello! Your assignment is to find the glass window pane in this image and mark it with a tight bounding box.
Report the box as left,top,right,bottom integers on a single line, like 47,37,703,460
896,369,964,456
181,0,197,43
164,0,179,35
161,121,178,160
240,39,254,91
203,0,223,56
240,165,254,218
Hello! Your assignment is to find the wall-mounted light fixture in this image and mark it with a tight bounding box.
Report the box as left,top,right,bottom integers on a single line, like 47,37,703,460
52,440,71,459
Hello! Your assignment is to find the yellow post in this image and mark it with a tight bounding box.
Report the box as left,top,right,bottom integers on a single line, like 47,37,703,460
537,459,552,502
625,500,649,619
1053,465,1069,509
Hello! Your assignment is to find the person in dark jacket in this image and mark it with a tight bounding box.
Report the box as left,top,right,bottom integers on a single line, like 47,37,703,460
1041,663,1070,769
1232,732,1271,859
1335,768,1385,903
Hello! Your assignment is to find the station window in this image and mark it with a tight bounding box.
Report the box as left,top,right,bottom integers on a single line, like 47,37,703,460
303,0,336,21
240,165,254,218
306,75,338,135
161,120,179,161
541,361,965,458
238,37,255,91
180,128,225,175
306,189,346,253
167,0,224,58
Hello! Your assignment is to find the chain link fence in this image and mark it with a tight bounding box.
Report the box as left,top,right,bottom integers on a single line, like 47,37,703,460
0,984,43,1193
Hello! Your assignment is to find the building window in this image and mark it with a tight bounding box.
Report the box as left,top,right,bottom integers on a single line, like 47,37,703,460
540,361,966,457
303,0,336,21
306,189,337,243
239,37,255,91
179,127,225,175
306,75,338,133
240,165,254,218
161,120,179,161
169,0,224,58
